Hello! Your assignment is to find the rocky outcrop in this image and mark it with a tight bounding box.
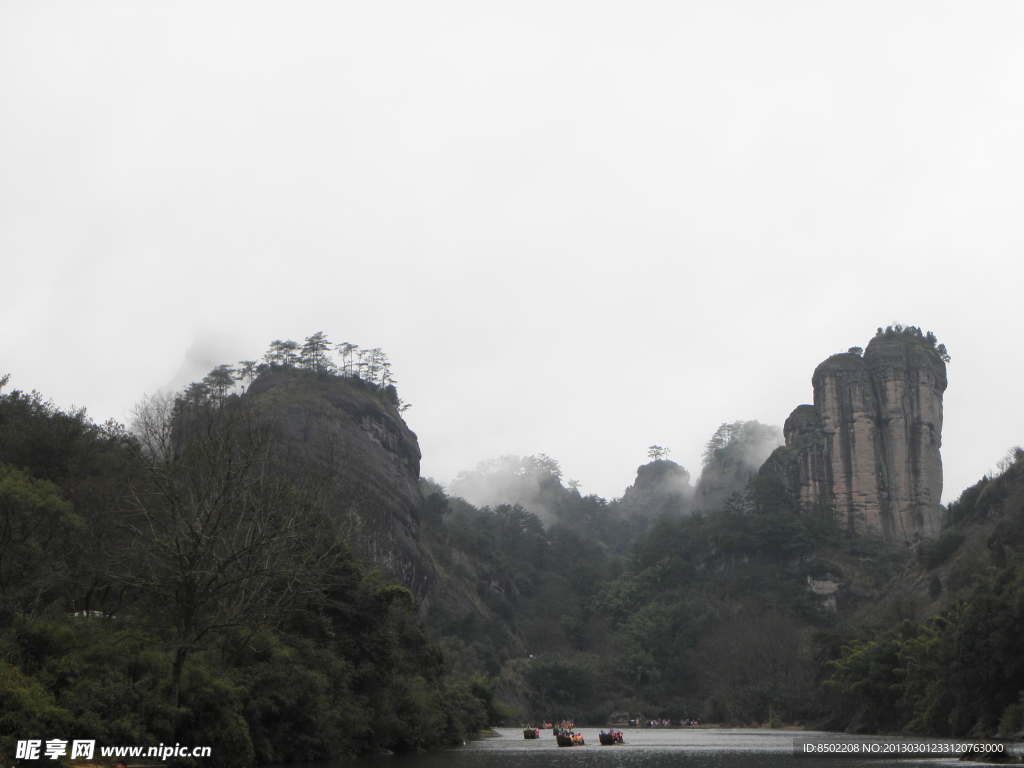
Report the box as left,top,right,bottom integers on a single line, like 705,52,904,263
761,329,946,543
619,460,694,518
246,369,434,596
761,405,832,516
692,421,784,513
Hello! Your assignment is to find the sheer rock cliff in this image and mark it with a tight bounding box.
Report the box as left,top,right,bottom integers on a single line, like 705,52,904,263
246,369,435,597
761,330,946,543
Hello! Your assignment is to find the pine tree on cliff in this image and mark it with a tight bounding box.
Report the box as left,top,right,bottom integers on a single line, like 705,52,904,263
300,332,337,374
236,360,259,386
264,339,300,367
336,342,358,376
358,347,393,387
202,364,236,400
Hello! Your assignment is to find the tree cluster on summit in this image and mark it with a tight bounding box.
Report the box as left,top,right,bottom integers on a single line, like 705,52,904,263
873,324,950,363
179,332,409,411
843,326,950,363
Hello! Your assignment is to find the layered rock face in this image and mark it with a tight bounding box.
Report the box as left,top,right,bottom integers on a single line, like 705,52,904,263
760,405,832,517
247,369,434,596
865,337,946,540
761,331,946,543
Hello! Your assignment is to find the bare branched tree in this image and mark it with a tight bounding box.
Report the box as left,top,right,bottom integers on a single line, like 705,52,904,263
119,392,342,709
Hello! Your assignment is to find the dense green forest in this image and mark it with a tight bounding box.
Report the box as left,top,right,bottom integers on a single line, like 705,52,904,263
0,369,492,768
823,449,1024,737
418,467,851,725
3,329,1024,766
418,448,1024,736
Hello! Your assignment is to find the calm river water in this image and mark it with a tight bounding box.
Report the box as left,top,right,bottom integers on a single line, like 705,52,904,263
335,728,1007,768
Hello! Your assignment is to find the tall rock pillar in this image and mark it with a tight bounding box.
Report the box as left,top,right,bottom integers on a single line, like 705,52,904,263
761,327,947,544
811,354,887,538
864,336,946,541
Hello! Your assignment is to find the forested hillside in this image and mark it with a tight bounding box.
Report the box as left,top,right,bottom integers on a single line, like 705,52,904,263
422,436,1024,738
4,328,1024,765
419,464,886,726
0,353,493,767
823,448,1024,737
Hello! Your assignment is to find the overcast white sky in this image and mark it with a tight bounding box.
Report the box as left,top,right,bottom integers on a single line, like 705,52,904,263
2,2,1022,504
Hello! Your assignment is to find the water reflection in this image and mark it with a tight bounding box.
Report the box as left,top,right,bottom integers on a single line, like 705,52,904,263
337,728,974,768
